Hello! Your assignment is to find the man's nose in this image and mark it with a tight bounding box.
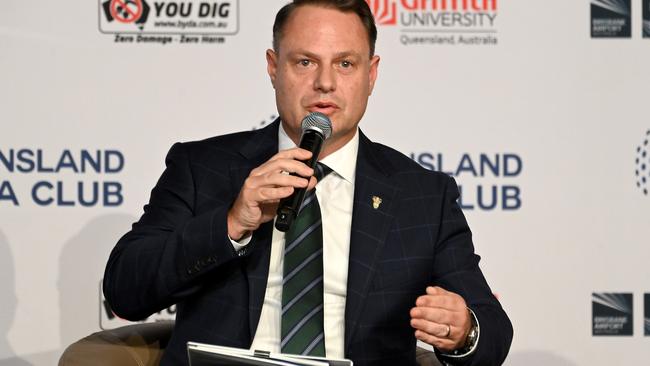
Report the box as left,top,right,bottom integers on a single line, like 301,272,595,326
314,65,336,93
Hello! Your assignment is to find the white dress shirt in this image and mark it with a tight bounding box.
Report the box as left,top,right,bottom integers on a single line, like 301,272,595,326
235,123,358,358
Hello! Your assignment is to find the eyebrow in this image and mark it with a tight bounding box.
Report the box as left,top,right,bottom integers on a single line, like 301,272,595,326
290,50,363,60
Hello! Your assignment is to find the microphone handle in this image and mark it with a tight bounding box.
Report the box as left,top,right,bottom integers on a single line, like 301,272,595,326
275,130,324,232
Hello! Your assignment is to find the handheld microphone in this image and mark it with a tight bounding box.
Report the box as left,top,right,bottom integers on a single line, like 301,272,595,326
275,112,332,232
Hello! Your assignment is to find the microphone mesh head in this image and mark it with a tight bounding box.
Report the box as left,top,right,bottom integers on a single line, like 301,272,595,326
301,112,332,140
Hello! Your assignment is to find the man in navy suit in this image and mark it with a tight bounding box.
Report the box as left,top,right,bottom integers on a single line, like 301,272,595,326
103,0,513,365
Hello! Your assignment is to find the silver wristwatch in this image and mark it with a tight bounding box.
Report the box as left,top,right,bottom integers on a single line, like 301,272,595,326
443,308,480,358
464,317,479,350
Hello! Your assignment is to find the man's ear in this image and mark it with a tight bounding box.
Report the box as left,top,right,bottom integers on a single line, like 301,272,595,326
368,55,380,96
266,49,278,89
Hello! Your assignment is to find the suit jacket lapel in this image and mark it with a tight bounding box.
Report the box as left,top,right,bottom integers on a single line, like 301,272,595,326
229,120,280,341
344,130,399,353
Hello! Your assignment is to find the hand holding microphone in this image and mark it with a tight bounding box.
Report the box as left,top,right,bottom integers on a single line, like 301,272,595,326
275,112,332,231
227,113,332,240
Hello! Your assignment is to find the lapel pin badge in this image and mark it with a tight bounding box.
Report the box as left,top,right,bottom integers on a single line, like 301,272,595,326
372,196,382,209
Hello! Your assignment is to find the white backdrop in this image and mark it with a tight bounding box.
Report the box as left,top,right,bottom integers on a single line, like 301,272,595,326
1,0,649,364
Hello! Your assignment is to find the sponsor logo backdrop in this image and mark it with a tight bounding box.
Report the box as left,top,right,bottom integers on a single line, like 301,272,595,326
1,0,649,364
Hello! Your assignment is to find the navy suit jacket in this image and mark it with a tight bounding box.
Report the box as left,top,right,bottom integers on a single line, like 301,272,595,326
103,121,512,365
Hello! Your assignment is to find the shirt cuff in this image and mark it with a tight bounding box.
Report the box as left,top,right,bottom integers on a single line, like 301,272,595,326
439,308,480,359
229,233,252,251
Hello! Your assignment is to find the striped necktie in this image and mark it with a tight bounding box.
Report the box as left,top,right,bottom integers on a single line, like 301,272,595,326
280,162,332,356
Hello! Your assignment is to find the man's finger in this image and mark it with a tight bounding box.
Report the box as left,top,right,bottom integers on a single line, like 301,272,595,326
242,172,308,194
251,158,314,178
410,318,453,338
306,176,317,191
415,294,463,311
414,330,456,352
256,186,295,202
426,286,449,296
410,306,452,324
257,173,310,190
268,147,313,162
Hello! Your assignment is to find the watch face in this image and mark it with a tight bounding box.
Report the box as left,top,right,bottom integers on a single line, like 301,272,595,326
467,328,476,342
465,323,479,349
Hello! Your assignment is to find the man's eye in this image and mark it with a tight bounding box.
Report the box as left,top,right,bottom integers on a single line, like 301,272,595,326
340,60,352,68
299,59,311,67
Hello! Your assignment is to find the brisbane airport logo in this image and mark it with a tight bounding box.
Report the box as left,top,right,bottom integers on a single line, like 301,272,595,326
592,292,633,336
591,0,631,38
366,0,499,46
410,152,523,211
645,293,650,336
99,281,175,329
0,148,125,208
636,129,650,196
99,0,239,45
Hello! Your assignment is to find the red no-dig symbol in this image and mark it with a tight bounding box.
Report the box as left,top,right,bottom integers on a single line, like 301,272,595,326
110,0,143,23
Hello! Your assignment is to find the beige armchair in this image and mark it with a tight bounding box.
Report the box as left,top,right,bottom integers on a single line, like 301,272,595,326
59,321,442,366
59,322,173,366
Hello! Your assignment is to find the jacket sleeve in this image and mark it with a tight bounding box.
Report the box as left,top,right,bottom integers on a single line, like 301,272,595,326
103,142,248,321
432,176,513,366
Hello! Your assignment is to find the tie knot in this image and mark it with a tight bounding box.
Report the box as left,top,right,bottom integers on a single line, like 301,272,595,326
314,162,332,182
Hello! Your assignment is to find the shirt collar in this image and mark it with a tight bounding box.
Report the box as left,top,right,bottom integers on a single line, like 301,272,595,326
278,121,358,184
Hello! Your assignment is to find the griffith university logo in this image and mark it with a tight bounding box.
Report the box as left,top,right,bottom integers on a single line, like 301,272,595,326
590,0,631,38
592,292,633,336
636,129,650,196
366,0,498,46
368,0,397,25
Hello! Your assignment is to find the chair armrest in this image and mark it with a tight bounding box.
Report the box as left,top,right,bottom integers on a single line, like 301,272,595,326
59,321,174,366
60,321,441,366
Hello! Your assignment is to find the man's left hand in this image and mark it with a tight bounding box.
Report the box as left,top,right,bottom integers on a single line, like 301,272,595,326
409,286,472,352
